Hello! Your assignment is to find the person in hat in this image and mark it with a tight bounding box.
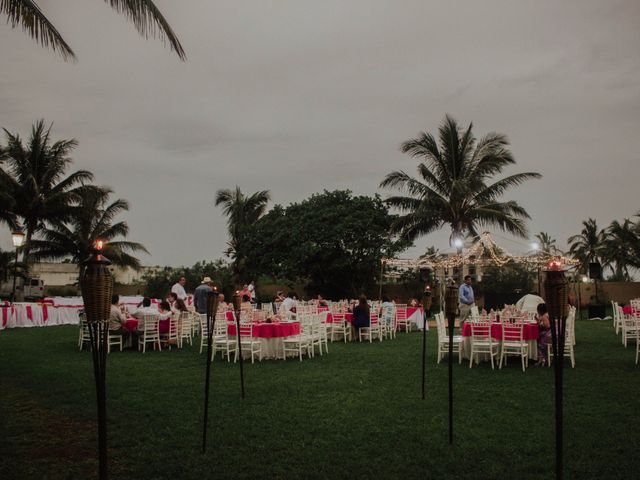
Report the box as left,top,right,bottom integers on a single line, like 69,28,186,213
193,276,214,314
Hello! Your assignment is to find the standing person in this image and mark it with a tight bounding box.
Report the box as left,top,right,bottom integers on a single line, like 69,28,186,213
247,280,256,303
171,276,187,301
458,275,475,329
193,277,214,314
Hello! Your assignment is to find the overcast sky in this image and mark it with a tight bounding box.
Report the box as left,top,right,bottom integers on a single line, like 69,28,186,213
1,0,639,266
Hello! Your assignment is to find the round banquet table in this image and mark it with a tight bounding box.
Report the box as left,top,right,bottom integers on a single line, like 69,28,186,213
460,321,540,361
227,321,301,359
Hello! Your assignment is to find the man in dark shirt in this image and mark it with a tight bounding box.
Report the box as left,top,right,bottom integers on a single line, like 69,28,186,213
194,276,214,314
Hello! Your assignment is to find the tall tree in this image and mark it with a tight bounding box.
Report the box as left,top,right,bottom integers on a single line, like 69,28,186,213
380,115,540,253
242,190,409,298
1,0,185,61
567,218,608,273
0,120,94,266
30,187,148,274
0,159,17,228
603,217,640,280
534,231,560,255
215,186,270,281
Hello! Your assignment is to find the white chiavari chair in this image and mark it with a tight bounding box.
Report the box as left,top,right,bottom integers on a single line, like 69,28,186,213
359,311,383,343
499,316,529,371
138,315,161,353
235,314,262,363
547,307,576,368
283,315,313,361
396,305,410,332
468,316,499,369
329,312,351,342
435,312,462,364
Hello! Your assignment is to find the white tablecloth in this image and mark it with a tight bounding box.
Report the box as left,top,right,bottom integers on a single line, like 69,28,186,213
0,303,82,330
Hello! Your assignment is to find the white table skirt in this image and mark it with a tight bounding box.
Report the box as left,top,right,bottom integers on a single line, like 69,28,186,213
0,303,81,330
461,337,538,362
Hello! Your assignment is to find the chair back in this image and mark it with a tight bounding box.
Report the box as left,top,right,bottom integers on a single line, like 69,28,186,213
469,317,492,341
501,316,525,342
212,312,227,334
142,314,159,333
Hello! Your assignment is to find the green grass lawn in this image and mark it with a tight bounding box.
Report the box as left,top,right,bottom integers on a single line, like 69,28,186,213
1,320,639,480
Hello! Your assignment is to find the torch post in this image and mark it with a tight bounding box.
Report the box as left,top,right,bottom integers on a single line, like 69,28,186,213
202,287,219,453
421,285,432,400
544,263,568,480
80,241,113,480
444,282,458,445
232,292,246,399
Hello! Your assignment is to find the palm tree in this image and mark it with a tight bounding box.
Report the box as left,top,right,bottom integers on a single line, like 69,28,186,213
534,231,560,255
380,115,541,252
1,120,94,266
1,0,185,62
215,186,270,280
0,247,13,282
0,168,17,229
603,218,640,280
567,219,608,274
30,186,148,275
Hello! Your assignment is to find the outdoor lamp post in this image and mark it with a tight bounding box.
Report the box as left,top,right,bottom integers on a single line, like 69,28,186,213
10,230,25,303
444,281,458,445
202,286,219,453
232,290,246,399
544,260,568,480
79,239,113,480
421,285,432,400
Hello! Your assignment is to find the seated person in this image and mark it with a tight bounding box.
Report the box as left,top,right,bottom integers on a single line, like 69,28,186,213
535,303,551,366
217,293,229,313
173,298,188,314
316,294,328,307
240,294,254,315
131,297,158,319
409,298,421,307
281,292,298,319
158,300,173,320
274,291,285,302
379,295,395,326
166,292,178,310
352,295,370,339
108,294,127,333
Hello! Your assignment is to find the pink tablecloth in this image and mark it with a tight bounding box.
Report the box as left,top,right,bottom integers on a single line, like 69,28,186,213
123,318,170,333
461,321,539,341
227,321,300,338
622,305,639,316
325,313,353,324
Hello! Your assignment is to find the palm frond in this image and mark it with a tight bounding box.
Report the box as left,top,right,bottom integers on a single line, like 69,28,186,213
105,0,186,60
0,0,76,61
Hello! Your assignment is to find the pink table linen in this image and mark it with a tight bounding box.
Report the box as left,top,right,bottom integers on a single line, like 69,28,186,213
123,318,170,333
227,321,300,338
325,313,353,324
461,321,539,341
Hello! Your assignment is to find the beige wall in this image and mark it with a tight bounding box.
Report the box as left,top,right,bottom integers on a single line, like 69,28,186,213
576,282,640,306
30,262,160,288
